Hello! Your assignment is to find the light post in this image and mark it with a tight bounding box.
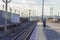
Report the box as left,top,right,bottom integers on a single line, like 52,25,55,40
2,0,12,32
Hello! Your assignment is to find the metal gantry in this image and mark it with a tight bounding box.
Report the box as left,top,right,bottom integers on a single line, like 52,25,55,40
2,0,12,32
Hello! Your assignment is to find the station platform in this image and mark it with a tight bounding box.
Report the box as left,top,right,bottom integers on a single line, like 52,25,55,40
30,22,47,40
30,22,60,40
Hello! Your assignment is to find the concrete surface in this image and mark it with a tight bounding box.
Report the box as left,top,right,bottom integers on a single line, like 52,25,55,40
30,22,47,40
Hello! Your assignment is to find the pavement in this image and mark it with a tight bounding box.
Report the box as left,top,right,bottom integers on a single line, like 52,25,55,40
45,23,60,40
30,22,47,40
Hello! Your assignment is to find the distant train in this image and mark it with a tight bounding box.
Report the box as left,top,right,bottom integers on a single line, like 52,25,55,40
20,17,39,22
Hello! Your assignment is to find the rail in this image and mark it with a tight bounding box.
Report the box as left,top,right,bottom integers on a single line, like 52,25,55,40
11,22,31,40
11,22,37,40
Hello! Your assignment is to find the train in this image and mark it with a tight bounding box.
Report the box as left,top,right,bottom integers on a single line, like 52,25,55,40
0,10,39,28
0,10,20,27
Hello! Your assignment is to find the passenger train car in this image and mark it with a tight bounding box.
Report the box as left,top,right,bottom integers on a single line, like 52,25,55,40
0,10,20,27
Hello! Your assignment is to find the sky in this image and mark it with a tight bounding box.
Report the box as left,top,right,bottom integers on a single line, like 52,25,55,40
0,0,60,16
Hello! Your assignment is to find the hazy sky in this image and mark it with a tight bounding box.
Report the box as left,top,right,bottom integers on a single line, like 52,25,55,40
0,0,60,16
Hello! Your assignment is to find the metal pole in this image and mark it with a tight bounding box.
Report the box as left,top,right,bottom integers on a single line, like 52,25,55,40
29,10,31,20
10,7,12,13
15,9,17,13
2,0,12,32
10,7,12,22
50,7,53,18
58,12,59,21
42,0,44,21
4,0,8,32
33,10,34,20
2,4,4,11
42,0,46,28
33,10,35,21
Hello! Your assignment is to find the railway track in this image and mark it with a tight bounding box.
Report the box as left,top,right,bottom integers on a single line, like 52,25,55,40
11,22,37,40
0,22,31,40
